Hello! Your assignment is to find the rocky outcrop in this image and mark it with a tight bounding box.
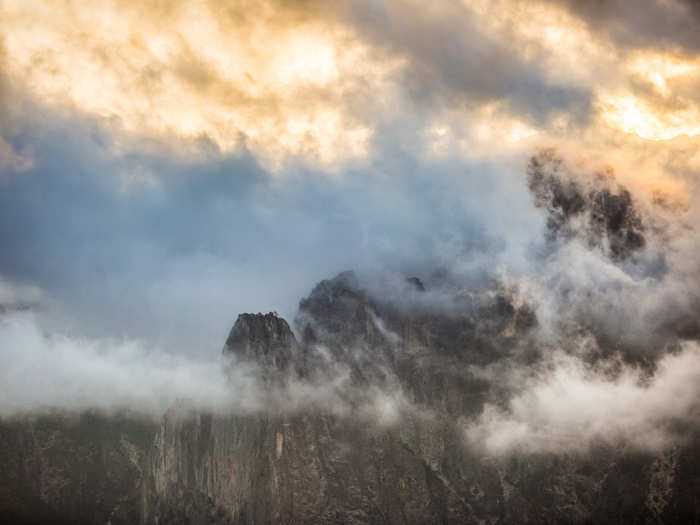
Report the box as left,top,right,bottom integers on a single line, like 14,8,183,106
2,273,700,524
224,313,298,375
527,149,646,260
140,273,700,524
0,412,156,525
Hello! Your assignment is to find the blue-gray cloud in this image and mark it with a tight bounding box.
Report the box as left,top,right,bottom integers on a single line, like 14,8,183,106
549,0,700,52
338,0,592,126
0,106,541,354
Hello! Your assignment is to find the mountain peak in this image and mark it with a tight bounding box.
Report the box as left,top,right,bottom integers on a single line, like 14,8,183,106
296,271,372,345
223,312,296,369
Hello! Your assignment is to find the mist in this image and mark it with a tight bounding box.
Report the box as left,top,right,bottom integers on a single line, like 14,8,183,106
0,305,416,428
0,101,542,355
464,344,700,455
1,1,700,463
2,142,700,457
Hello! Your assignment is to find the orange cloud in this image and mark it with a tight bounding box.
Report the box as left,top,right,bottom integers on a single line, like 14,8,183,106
0,0,402,170
2,0,700,185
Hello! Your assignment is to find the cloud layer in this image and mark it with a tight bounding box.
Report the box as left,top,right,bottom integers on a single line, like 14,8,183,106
464,345,700,454
1,1,700,456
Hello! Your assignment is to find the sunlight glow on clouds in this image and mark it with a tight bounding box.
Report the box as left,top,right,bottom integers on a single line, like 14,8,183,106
600,94,700,141
465,0,613,85
598,52,700,141
0,0,402,170
3,0,700,169
424,104,539,160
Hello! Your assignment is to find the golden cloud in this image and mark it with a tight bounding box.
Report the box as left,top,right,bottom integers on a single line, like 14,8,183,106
598,52,700,141
461,0,700,145
2,0,700,179
0,0,403,170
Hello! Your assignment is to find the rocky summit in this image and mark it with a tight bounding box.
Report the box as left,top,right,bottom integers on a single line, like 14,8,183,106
2,155,700,524
1,267,699,524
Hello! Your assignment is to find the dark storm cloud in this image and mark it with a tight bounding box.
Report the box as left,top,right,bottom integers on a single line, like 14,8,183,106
337,0,592,125
549,0,700,53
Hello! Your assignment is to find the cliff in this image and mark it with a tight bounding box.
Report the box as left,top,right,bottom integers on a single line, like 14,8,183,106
137,276,700,524
2,156,699,523
2,274,700,523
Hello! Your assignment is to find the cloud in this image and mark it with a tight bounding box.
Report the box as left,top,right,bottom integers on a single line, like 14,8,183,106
0,137,32,175
450,148,700,455
0,97,543,353
464,344,700,454
5,0,700,163
0,0,405,171
549,0,700,53
337,0,593,124
0,309,246,416
0,308,413,426
0,51,35,177
0,278,41,308
0,0,602,172
1,141,699,454
4,0,700,175
1,0,700,457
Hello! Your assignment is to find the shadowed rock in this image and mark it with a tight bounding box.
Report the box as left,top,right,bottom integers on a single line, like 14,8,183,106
2,269,700,524
296,270,374,348
406,277,425,291
223,312,297,370
527,149,645,260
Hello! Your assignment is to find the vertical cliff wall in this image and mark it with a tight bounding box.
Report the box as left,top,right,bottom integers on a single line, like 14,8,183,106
139,274,700,524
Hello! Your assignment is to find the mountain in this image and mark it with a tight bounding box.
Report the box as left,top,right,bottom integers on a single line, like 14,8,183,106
2,153,699,523
139,272,700,524
2,269,699,523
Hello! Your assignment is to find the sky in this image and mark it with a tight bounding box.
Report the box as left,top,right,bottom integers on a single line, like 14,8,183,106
1,0,700,449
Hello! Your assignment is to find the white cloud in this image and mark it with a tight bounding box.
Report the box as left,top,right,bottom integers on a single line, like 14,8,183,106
464,344,700,454
0,310,256,416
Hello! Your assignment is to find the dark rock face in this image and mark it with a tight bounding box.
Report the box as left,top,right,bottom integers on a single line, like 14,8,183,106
142,411,486,525
406,277,425,292
2,272,699,524
2,149,699,523
527,149,646,260
297,270,370,348
224,312,297,371
0,412,156,525
141,274,700,524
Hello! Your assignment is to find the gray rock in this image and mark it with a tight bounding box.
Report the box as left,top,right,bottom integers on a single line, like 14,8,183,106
2,274,699,524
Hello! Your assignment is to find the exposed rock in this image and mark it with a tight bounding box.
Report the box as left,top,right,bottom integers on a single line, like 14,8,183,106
139,272,699,524
223,312,297,371
527,149,646,260
0,412,156,525
2,271,700,524
406,277,425,292
297,270,372,348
